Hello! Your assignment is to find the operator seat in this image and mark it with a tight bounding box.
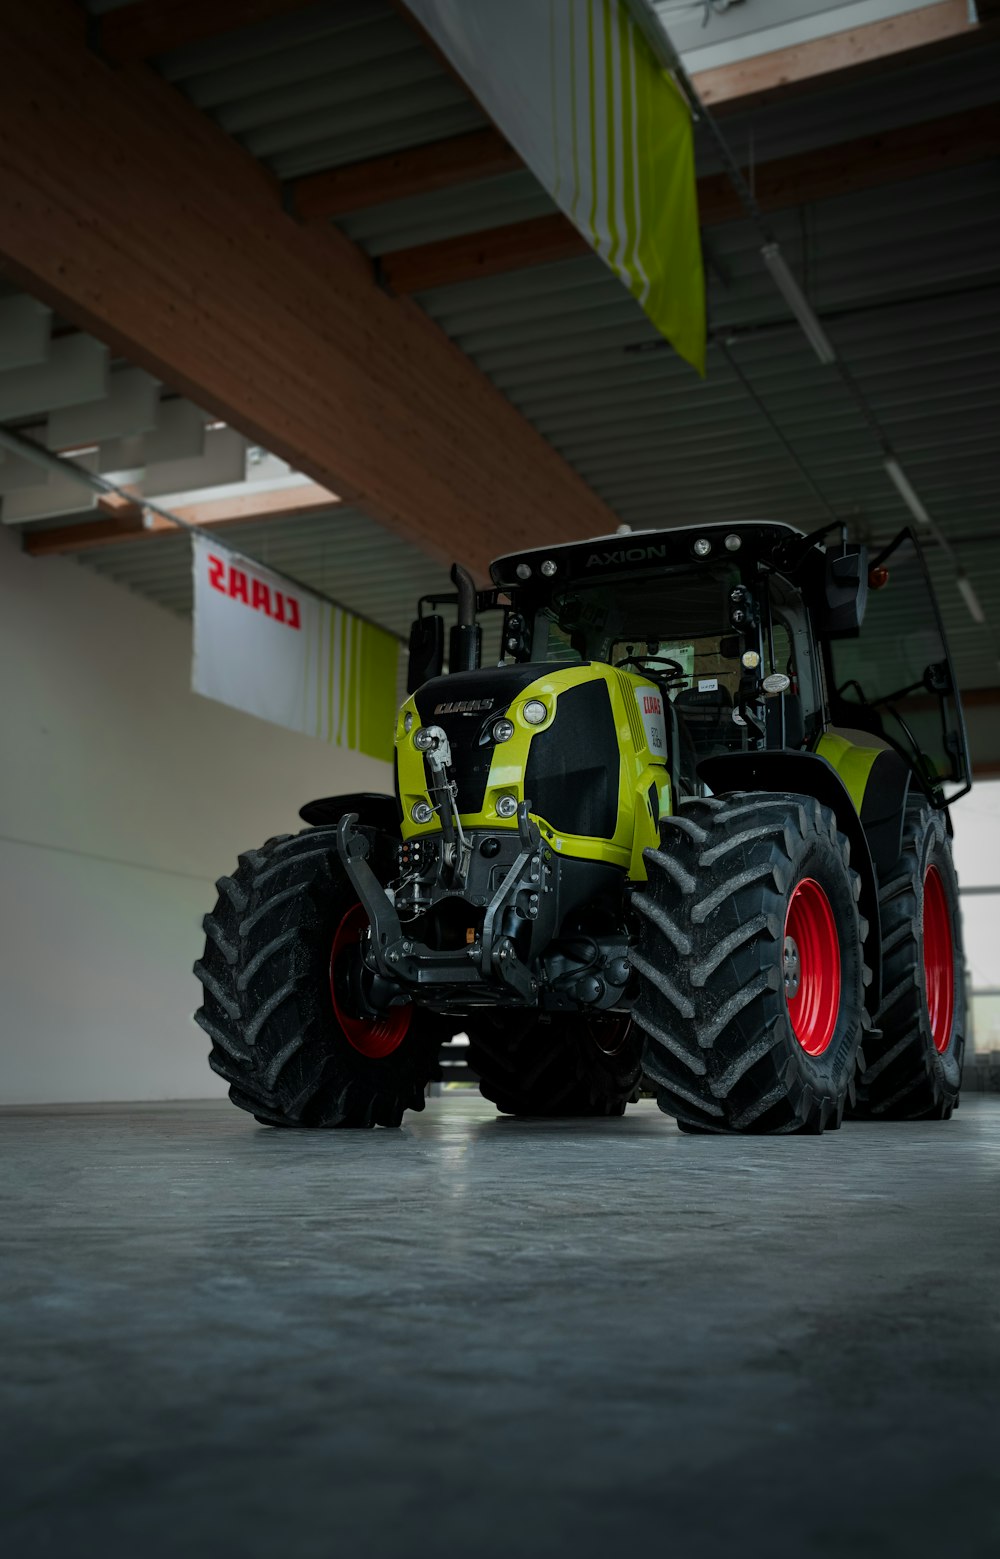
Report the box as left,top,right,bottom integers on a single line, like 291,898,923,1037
673,685,739,759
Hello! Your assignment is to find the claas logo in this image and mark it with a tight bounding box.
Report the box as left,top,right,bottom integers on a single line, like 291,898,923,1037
642,693,662,716
207,554,301,630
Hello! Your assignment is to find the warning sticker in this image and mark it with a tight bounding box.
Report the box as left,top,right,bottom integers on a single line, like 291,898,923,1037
635,686,667,757
698,677,719,692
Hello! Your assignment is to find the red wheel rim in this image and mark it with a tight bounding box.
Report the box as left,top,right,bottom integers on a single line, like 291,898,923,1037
923,865,954,1055
330,904,411,1059
783,878,841,1056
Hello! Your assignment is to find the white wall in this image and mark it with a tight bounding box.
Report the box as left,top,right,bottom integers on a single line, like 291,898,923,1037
0,526,391,1104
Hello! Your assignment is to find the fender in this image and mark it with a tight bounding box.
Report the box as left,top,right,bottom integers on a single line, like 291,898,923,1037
299,792,401,832
698,751,882,1011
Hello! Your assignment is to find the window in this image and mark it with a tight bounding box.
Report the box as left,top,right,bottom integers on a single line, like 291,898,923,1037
827,532,969,795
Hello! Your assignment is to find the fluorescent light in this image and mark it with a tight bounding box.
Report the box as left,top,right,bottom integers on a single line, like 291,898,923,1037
884,457,932,526
760,243,837,365
956,571,985,625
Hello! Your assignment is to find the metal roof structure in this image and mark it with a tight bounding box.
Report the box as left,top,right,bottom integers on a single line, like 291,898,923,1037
3,0,999,748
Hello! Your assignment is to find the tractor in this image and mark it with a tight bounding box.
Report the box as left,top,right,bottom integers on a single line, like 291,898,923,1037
194,520,969,1134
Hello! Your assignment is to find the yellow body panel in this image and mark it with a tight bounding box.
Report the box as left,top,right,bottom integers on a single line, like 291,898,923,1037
396,664,670,881
815,730,883,815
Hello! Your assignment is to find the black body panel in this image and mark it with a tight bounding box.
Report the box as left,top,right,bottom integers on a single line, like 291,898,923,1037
524,681,619,839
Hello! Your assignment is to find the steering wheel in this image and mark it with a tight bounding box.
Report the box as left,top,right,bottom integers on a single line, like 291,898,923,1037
617,654,686,684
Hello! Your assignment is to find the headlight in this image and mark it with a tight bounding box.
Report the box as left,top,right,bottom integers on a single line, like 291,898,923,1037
411,801,434,824
495,794,518,819
413,727,437,751
492,718,515,743
403,711,413,733
522,699,548,726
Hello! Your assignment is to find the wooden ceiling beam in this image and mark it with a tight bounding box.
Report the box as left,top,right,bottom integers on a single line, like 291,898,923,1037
694,0,984,114
379,214,589,296
696,102,1000,227
97,0,318,64
378,104,1000,295
292,128,521,221
0,1,615,578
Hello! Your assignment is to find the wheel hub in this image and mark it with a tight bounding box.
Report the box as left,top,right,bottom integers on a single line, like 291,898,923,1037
782,935,801,999
330,903,412,1059
783,877,841,1057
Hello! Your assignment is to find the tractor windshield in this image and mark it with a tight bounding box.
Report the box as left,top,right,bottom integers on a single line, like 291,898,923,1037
532,565,740,677
531,564,747,761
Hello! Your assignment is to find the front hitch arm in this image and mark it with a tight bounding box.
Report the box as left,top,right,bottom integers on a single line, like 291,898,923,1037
335,814,404,981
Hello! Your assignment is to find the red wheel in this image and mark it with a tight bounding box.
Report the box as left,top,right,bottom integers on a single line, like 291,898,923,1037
783,877,841,1057
330,904,411,1059
922,865,955,1055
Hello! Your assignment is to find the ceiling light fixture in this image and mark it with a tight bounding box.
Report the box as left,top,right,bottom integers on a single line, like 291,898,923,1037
760,244,837,366
886,455,929,530
883,457,932,527
956,571,985,625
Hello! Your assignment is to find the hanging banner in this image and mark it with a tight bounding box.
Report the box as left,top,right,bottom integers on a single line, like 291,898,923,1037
191,535,399,762
402,0,705,374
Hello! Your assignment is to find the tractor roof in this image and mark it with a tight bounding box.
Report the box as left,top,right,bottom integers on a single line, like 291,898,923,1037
491,521,813,592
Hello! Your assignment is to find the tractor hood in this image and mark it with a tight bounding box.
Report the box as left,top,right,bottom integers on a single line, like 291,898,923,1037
396,661,670,877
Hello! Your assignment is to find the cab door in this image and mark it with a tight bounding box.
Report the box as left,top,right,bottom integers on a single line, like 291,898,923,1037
824,529,971,803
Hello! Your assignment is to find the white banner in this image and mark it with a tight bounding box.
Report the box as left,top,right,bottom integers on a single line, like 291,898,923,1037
192,535,399,761
402,0,705,374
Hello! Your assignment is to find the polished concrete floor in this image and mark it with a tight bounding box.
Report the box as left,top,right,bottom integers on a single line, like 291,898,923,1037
1,1094,998,1559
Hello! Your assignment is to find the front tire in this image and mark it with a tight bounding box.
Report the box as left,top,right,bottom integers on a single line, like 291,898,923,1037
194,828,441,1127
467,1012,643,1118
852,802,965,1120
632,793,869,1135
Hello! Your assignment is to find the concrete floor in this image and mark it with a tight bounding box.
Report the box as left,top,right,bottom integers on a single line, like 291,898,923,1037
1,1096,998,1559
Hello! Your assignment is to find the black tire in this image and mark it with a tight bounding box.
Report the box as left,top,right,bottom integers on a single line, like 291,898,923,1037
851,801,965,1120
467,1011,643,1118
194,827,441,1128
632,792,869,1135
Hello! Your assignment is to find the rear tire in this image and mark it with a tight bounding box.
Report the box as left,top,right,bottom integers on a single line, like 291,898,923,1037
851,802,965,1120
632,793,869,1135
467,1011,643,1118
194,827,441,1128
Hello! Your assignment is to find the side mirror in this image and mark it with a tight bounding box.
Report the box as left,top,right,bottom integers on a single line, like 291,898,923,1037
407,614,444,693
818,543,869,636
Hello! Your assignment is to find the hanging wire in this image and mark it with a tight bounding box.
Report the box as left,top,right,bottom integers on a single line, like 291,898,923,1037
716,341,842,526
622,0,989,634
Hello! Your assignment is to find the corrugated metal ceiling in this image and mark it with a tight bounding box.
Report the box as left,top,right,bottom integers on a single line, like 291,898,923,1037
29,1,1000,704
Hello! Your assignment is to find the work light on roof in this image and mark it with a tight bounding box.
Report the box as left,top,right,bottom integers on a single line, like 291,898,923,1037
693,537,712,557
516,563,532,580
540,559,557,577
724,533,742,551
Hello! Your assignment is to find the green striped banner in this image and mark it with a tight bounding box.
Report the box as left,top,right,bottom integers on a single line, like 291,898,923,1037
404,0,705,374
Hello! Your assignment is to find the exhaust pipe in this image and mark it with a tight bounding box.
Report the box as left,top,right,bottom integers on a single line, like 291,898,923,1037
449,563,481,673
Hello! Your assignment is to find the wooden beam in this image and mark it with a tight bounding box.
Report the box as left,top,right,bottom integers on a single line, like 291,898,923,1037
696,103,1000,227
97,0,317,64
379,104,1000,294
693,0,981,113
380,213,588,295
0,2,615,579
292,128,521,222
23,483,341,556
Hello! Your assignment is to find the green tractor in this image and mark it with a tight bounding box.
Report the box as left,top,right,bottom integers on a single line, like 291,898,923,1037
194,521,969,1134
